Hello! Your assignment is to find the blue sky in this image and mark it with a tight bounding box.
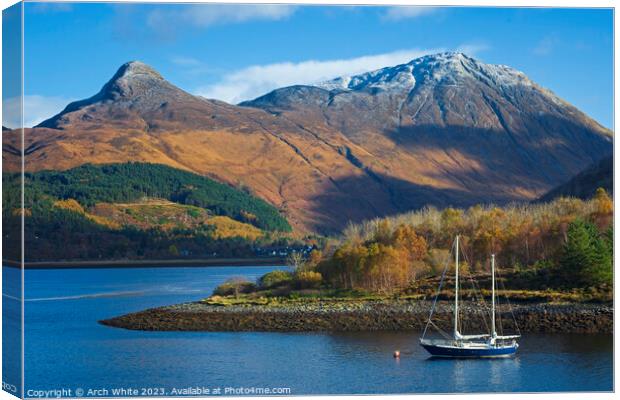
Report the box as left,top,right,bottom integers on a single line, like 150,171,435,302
4,3,614,128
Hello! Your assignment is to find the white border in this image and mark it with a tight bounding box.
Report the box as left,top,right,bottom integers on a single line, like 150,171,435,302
0,1,616,400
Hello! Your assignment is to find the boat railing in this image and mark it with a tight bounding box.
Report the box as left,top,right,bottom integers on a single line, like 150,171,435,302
420,338,460,347
495,335,521,340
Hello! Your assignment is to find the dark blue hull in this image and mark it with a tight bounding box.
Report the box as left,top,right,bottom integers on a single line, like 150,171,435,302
421,343,518,358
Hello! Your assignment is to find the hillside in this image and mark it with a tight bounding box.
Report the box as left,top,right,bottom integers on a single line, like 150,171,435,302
3,54,613,234
85,200,264,240
16,162,290,232
539,156,613,201
2,163,296,261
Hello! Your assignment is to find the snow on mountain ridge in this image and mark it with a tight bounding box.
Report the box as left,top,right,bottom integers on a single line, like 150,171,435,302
315,63,416,92
314,52,533,94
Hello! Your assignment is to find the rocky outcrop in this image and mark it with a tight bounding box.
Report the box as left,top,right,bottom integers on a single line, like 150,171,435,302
99,300,612,334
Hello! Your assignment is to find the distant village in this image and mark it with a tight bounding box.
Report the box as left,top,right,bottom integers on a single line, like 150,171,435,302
254,244,316,259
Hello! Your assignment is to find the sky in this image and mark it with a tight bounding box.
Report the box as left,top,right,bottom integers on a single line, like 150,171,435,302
2,3,614,129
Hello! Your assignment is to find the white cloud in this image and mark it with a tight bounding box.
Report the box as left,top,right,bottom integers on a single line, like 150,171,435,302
195,45,488,104
147,4,297,31
196,48,442,104
3,95,74,128
382,6,438,21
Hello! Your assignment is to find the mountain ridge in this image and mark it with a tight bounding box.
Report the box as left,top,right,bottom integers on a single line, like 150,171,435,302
243,52,609,135
313,52,533,93
538,156,613,201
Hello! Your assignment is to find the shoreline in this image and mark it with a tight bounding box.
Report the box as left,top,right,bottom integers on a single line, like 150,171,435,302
2,257,286,269
99,300,613,334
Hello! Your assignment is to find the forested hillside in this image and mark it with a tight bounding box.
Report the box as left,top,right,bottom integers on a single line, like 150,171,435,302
11,162,291,231
2,163,294,261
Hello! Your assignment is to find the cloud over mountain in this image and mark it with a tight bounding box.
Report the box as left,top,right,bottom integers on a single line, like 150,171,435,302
196,48,446,103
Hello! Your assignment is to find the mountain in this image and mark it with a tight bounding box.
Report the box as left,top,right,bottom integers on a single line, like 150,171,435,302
242,52,612,201
4,61,395,233
538,155,613,201
37,61,253,131
3,54,613,234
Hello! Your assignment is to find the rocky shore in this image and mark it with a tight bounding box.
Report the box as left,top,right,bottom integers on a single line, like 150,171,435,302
99,300,612,333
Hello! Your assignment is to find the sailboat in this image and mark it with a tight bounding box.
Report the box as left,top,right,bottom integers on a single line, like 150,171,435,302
419,235,520,358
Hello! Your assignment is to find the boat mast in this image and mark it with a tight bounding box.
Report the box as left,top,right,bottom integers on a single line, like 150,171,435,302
454,235,459,339
491,254,496,339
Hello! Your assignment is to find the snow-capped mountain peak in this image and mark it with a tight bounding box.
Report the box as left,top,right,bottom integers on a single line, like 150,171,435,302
314,52,533,94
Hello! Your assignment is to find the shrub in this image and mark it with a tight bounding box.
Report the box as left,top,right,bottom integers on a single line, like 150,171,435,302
294,271,323,289
259,270,293,289
213,277,256,297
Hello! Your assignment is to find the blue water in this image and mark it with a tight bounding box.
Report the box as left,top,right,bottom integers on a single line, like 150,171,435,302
2,266,22,397
3,266,614,397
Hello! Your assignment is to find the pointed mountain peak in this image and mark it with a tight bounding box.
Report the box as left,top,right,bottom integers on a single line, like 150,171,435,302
37,61,198,128
112,61,164,82
412,51,470,62
100,60,169,100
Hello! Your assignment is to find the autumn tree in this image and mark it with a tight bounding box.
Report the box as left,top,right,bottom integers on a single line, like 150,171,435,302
374,219,393,244
287,251,307,271
306,249,323,269
591,187,613,227
440,207,464,243
317,224,428,293
392,224,428,281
